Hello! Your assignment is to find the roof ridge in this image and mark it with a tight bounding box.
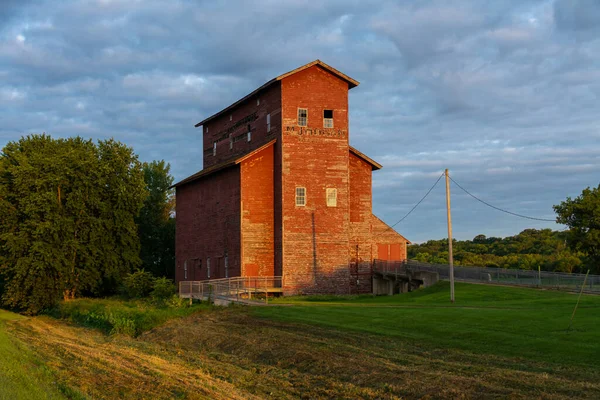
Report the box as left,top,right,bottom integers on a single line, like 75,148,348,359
194,60,359,127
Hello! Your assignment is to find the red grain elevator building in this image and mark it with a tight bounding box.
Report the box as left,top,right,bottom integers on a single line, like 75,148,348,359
173,60,409,294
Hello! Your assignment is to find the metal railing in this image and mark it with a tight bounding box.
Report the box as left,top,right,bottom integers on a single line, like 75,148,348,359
179,276,283,304
374,259,600,293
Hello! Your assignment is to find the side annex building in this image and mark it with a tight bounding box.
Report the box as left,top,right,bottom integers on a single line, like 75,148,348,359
173,60,409,294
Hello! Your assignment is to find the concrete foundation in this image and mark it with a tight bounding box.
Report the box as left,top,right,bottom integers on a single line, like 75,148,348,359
372,270,439,296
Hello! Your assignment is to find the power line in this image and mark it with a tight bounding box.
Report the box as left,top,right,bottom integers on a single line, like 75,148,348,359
385,171,445,231
448,175,556,222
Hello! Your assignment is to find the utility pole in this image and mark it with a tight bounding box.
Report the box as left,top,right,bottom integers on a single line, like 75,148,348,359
445,169,455,303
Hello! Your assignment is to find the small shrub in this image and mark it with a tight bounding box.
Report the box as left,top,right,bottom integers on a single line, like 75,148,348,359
123,269,155,298
151,277,176,302
166,294,189,308
106,312,138,336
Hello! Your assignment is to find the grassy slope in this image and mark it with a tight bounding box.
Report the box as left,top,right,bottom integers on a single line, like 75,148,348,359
49,297,205,336
0,310,65,400
3,283,600,399
259,282,600,367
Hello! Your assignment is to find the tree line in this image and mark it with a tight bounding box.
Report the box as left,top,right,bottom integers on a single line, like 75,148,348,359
409,182,600,275
408,229,585,273
0,135,175,313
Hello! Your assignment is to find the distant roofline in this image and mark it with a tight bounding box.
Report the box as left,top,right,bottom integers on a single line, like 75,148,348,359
194,60,359,128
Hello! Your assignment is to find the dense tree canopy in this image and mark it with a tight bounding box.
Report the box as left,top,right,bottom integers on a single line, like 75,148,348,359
0,135,147,313
554,184,600,273
136,160,175,279
408,229,585,273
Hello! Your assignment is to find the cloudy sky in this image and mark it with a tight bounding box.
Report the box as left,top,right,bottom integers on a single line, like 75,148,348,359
1,0,599,242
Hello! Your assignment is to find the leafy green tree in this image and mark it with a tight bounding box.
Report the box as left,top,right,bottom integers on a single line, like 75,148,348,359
554,184,600,273
0,134,146,313
136,160,175,278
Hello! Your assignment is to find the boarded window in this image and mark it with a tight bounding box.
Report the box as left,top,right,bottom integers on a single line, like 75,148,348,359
326,188,337,207
298,108,307,127
323,109,333,128
295,187,306,206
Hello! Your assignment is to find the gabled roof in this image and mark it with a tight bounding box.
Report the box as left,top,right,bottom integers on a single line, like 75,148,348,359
194,60,359,128
171,140,276,188
372,215,411,244
349,146,382,170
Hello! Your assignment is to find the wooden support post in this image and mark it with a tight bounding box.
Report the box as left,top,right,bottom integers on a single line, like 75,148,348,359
445,169,455,303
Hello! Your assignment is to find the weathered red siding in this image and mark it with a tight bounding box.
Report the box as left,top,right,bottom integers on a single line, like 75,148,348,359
372,216,408,261
175,166,241,282
203,83,281,168
240,143,275,277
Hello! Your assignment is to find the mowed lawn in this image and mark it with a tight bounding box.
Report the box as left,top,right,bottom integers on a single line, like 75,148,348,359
0,310,64,400
1,282,599,399
260,282,600,367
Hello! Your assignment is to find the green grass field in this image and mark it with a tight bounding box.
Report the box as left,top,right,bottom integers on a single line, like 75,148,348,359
261,282,600,367
0,310,64,400
1,282,599,399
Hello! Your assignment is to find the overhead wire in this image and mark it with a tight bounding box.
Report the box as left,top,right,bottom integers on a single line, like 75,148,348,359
379,171,445,235
448,175,556,222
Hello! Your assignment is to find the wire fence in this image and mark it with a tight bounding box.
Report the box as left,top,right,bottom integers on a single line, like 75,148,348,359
374,259,600,293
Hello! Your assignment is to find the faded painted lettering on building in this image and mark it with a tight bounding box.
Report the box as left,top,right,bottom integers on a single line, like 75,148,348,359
284,125,347,138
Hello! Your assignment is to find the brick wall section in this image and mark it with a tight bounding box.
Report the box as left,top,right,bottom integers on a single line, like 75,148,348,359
349,153,375,293
240,143,275,277
202,83,281,168
280,65,351,294
175,166,241,282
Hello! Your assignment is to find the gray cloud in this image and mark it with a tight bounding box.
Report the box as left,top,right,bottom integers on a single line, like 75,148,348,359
1,0,599,243
554,0,600,32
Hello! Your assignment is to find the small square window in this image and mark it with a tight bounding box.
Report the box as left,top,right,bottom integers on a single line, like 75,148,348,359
257,98,260,106
323,109,333,128
295,187,306,206
298,108,307,127
267,113,271,132
326,188,337,207
229,115,232,121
